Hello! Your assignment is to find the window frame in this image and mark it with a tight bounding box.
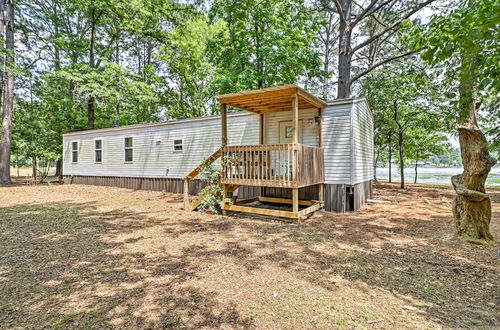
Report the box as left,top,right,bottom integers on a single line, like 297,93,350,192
94,139,103,163
173,139,183,152
124,137,133,163
71,141,79,163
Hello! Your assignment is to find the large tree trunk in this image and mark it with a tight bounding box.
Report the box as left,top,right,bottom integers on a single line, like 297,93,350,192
87,7,96,129
451,60,496,241
336,0,352,98
0,0,14,185
452,124,496,240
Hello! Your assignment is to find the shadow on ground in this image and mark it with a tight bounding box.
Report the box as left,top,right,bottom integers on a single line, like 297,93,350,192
0,183,499,328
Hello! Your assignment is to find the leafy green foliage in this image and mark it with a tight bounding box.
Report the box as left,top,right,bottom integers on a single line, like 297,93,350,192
208,0,323,93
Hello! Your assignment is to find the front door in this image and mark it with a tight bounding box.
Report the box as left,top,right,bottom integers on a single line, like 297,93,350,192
279,120,303,144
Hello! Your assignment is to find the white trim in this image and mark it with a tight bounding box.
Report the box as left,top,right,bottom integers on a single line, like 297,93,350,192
124,137,133,163
71,140,79,164
94,138,103,163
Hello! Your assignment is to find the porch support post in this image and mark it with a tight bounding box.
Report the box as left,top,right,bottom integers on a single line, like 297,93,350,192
259,113,264,197
221,103,227,146
292,92,299,216
221,184,228,215
183,178,189,210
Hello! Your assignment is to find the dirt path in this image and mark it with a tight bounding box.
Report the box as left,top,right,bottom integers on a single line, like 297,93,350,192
0,182,498,329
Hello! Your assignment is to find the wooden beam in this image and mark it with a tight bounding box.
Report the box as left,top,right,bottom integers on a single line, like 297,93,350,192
221,184,228,215
183,179,189,210
297,89,326,109
223,204,298,219
292,188,299,214
298,202,323,217
234,197,259,205
292,93,299,144
221,103,227,146
217,87,295,104
258,196,315,206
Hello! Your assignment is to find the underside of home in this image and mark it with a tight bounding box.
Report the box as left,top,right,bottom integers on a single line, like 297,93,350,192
184,85,327,221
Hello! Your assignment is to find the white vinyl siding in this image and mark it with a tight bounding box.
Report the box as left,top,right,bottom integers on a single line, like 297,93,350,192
322,100,356,185
63,113,259,179
352,99,374,184
62,99,373,185
264,108,320,146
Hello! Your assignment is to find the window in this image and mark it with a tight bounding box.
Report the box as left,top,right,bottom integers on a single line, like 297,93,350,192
95,139,102,163
71,141,78,163
173,139,183,152
124,137,133,162
285,126,293,138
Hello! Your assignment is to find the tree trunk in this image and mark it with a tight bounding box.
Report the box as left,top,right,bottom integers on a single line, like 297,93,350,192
55,159,62,178
398,128,404,189
388,134,392,183
336,0,352,98
32,155,37,183
0,0,14,185
414,152,418,184
452,61,496,240
374,149,379,182
87,7,96,129
87,96,95,129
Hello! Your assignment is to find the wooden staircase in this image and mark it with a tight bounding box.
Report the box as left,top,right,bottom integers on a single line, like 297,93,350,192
184,147,236,211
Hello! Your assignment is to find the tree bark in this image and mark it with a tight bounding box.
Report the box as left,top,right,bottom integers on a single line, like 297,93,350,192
414,151,418,184
388,134,392,183
336,0,352,98
392,100,405,189
0,0,14,185
87,7,97,129
452,62,496,240
55,159,62,178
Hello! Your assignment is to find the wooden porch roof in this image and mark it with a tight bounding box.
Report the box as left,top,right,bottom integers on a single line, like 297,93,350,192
214,84,326,114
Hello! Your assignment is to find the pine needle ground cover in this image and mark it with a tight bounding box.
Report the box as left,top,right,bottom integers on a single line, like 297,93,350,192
0,183,498,328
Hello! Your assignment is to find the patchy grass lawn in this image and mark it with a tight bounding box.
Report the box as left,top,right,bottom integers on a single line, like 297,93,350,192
0,182,498,329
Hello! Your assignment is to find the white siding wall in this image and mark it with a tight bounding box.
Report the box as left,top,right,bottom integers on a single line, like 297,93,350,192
264,108,320,146
352,99,374,184
63,99,373,185
322,101,354,184
63,113,259,179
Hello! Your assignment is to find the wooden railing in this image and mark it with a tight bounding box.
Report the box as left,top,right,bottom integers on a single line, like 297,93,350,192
221,143,324,188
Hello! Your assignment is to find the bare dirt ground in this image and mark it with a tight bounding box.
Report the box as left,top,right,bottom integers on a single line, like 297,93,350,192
0,182,498,329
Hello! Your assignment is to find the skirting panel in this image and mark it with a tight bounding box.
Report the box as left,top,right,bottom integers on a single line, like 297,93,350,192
353,180,373,211
63,175,259,199
324,180,372,213
324,184,346,213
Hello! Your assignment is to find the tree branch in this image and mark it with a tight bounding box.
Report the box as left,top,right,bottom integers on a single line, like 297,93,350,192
353,0,397,27
332,0,344,23
352,0,437,53
351,49,418,83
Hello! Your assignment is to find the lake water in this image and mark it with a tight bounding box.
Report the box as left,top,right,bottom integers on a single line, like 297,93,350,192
376,166,500,186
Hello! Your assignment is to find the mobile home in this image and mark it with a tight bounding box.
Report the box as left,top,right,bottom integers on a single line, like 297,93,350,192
63,85,374,218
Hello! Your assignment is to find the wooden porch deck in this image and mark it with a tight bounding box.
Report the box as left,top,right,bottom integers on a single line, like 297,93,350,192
184,84,327,222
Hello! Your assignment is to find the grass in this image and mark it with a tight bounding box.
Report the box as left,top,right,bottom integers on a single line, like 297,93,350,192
0,182,499,328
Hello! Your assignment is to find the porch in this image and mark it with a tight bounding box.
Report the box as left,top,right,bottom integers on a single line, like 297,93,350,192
185,84,327,221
